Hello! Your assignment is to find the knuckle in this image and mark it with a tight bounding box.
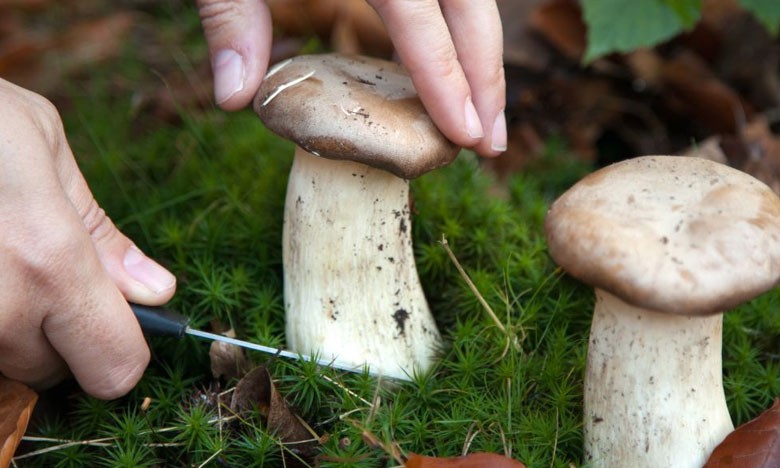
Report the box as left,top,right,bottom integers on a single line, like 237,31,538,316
408,45,460,82
79,197,117,244
197,0,242,30
485,64,506,92
16,220,90,287
0,81,66,151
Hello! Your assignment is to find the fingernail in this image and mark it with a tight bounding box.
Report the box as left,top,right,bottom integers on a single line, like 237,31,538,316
212,49,245,104
491,110,507,152
124,246,176,295
464,97,484,139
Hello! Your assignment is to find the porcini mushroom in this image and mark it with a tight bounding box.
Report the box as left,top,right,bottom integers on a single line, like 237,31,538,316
253,54,459,380
544,156,780,467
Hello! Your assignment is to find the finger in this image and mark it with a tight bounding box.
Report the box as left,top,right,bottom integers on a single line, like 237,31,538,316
0,303,69,389
49,112,176,305
368,0,484,150
64,177,176,305
441,1,506,156
197,0,273,110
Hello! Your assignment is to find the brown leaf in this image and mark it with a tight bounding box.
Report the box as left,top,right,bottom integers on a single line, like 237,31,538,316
736,118,780,195
682,135,728,164
0,377,37,468
684,117,780,196
498,0,554,71
704,399,780,467
0,12,137,94
659,51,749,135
528,0,586,61
208,329,249,381
405,452,526,468
230,366,272,415
0,0,49,10
230,366,318,458
267,0,391,57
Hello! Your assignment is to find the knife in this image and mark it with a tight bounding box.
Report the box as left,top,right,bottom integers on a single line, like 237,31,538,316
130,303,383,378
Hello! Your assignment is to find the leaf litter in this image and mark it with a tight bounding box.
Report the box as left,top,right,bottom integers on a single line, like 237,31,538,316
705,399,780,467
0,377,37,468
230,365,320,463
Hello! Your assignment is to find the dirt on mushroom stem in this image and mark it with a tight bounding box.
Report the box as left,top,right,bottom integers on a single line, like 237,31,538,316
584,289,733,468
282,146,441,380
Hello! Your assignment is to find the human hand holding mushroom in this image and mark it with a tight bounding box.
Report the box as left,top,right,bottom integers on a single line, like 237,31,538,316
545,156,780,467
196,0,506,156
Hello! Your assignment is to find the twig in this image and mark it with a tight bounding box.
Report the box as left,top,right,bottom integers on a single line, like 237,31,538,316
505,377,513,458
260,71,316,107
198,448,223,468
498,423,509,459
440,235,507,334
366,379,383,425
345,418,405,466
461,421,480,456
321,373,373,407
264,58,292,79
550,408,560,468
14,439,183,460
16,415,237,461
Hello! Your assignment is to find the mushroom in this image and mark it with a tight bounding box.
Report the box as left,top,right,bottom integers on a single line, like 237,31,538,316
544,156,780,467
253,54,459,380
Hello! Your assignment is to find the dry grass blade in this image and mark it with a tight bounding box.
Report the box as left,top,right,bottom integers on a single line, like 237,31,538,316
439,235,507,334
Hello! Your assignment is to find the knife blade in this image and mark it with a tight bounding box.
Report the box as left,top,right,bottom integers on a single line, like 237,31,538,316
129,303,386,378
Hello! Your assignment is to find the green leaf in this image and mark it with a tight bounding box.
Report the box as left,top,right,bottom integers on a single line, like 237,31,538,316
738,0,780,35
661,0,702,26
582,0,701,62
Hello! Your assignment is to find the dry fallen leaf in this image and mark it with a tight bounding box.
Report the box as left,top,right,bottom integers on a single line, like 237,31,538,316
405,452,527,468
267,0,391,57
659,51,749,135
208,329,249,381
230,366,318,459
737,117,780,195
499,0,554,71
683,117,780,196
0,12,137,95
682,135,729,164
528,0,586,61
0,377,37,468
704,399,780,467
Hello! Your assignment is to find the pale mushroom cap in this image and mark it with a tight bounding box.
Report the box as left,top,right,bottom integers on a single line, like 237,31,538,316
545,156,780,314
253,53,459,179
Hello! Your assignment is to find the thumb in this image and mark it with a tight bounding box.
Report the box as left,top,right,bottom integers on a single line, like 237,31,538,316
57,155,176,306
197,0,273,110
81,198,177,305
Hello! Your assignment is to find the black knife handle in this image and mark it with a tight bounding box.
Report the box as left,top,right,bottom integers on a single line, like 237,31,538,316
130,303,189,338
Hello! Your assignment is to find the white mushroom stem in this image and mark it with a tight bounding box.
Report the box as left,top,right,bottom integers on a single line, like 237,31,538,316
282,146,441,380
584,289,734,468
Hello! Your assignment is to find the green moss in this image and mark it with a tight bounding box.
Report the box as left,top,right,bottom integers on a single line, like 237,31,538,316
17,4,779,467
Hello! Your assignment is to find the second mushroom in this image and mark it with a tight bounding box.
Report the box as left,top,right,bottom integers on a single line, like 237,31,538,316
545,156,780,467
253,54,459,380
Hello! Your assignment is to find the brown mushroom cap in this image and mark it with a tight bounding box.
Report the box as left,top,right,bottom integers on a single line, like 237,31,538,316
253,53,459,179
545,156,780,315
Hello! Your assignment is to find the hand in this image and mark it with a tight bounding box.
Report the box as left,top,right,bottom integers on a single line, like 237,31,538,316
0,79,176,399
196,0,506,157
